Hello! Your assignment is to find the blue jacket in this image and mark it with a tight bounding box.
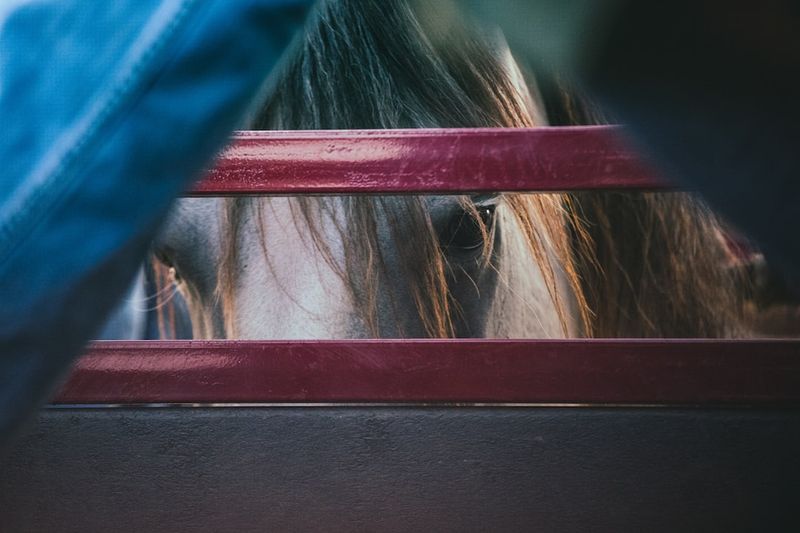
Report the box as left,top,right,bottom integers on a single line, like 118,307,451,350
0,0,311,443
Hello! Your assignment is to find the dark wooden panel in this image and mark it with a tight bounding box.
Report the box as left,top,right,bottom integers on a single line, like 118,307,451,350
2,406,798,532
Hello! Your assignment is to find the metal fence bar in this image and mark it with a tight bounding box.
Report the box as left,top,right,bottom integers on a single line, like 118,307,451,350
58,340,800,405
195,126,669,195
66,128,793,408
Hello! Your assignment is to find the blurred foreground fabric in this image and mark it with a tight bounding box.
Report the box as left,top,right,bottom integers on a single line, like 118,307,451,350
0,0,310,445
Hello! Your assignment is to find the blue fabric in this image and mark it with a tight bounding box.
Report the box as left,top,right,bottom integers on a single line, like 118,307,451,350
0,0,311,443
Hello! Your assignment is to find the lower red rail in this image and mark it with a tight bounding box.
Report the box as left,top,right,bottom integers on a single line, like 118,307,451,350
56,339,800,405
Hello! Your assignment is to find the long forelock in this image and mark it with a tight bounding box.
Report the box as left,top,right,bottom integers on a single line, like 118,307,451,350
212,195,455,337
213,0,588,338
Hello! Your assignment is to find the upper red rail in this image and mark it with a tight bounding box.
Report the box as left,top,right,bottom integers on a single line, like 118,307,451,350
59,340,800,405
196,127,668,195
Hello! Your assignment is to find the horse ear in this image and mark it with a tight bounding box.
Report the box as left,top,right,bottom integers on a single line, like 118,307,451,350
493,35,549,127
501,42,548,128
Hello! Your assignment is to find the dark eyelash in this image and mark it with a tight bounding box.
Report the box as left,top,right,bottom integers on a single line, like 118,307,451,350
441,203,496,251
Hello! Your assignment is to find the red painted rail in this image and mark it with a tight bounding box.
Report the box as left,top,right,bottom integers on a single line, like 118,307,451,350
59,340,800,405
196,127,668,195
65,129,795,407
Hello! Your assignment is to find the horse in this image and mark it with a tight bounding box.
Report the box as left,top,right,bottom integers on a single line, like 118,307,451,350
150,0,743,340
97,264,193,340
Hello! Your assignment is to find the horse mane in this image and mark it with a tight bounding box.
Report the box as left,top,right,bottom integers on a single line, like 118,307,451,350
535,75,745,336
215,0,744,338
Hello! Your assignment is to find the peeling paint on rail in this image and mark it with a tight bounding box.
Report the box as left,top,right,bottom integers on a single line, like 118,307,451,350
194,127,668,195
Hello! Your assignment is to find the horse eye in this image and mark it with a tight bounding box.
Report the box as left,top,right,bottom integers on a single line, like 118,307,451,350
153,250,182,283
167,266,181,283
441,205,496,251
